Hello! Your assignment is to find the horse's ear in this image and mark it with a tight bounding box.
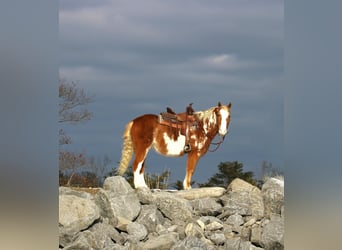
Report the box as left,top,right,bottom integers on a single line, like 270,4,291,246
227,102,232,108
218,101,222,107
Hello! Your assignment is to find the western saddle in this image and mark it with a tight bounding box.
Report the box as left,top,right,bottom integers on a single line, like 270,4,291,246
159,103,198,153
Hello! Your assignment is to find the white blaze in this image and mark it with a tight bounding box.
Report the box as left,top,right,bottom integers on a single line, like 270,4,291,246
219,109,229,135
163,132,186,156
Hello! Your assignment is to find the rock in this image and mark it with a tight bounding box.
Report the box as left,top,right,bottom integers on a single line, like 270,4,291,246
89,220,125,246
175,187,226,200
240,227,251,241
127,222,148,242
185,222,204,238
226,214,244,228
136,187,155,204
94,189,118,226
227,178,260,193
261,215,284,250
205,221,224,231
63,231,98,250
171,236,215,250
115,216,132,232
156,224,168,235
103,176,133,194
244,218,257,227
224,237,241,250
59,195,100,236
261,177,284,219
59,179,284,249
191,197,223,216
109,192,141,221
251,225,263,246
136,204,165,233
239,240,264,250
138,232,179,250
95,178,141,223
208,232,226,245
220,179,264,220
153,192,193,223
59,186,94,200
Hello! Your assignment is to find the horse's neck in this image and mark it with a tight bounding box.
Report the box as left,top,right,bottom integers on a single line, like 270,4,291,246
197,109,219,138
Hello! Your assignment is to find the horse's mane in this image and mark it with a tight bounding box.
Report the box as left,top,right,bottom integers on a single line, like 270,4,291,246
194,106,216,121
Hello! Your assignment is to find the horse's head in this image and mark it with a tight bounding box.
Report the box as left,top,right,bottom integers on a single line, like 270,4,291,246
215,101,232,136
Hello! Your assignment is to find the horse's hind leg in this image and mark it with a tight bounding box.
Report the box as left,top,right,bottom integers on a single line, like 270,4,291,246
132,148,150,189
130,115,155,189
183,152,200,190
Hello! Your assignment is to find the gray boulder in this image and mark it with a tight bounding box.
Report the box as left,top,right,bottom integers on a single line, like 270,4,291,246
63,231,98,250
153,192,193,223
220,178,264,220
261,215,284,250
138,232,179,250
127,222,148,242
59,194,100,237
239,241,264,250
175,187,226,200
95,176,141,225
184,221,205,239
191,197,223,216
171,235,215,250
261,177,284,219
208,232,226,245
136,204,165,233
59,176,284,249
225,237,242,250
103,176,133,194
59,186,94,200
94,189,118,226
89,220,125,246
226,214,244,229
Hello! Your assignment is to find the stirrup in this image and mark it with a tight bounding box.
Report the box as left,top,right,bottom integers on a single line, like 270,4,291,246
184,144,191,153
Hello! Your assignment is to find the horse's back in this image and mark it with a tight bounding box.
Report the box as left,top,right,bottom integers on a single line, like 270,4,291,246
132,114,159,125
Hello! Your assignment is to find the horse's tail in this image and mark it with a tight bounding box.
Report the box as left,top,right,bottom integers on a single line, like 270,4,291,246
117,121,134,176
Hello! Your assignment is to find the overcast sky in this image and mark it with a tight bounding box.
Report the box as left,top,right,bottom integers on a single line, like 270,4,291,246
59,0,283,185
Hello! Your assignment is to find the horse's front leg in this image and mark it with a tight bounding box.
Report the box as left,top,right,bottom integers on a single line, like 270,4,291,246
183,152,200,190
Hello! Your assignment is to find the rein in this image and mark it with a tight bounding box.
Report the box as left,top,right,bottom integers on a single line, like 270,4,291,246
208,134,226,152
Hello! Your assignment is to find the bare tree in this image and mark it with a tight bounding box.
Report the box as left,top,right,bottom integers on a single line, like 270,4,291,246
59,79,93,123
59,79,94,186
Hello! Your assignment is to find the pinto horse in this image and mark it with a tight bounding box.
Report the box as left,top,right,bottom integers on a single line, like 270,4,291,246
117,101,232,190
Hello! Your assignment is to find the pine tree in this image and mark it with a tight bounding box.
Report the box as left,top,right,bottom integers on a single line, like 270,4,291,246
199,161,258,188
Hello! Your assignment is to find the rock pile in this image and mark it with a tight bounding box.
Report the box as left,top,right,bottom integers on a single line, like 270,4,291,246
59,176,284,250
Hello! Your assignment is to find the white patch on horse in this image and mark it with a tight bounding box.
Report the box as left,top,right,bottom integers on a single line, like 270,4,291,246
218,109,229,135
163,132,186,156
197,140,206,149
134,161,148,188
183,178,191,190
203,113,216,134
191,134,198,147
